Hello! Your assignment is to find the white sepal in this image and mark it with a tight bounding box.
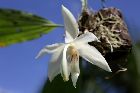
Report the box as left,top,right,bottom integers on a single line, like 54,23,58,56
62,5,79,43
77,44,112,72
36,43,63,59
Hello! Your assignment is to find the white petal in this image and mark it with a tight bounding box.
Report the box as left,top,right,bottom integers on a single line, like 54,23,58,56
48,59,60,81
61,44,70,81
74,32,99,44
48,46,64,81
71,73,79,88
62,5,79,43
70,59,80,88
76,44,111,72
48,61,60,82
36,43,64,59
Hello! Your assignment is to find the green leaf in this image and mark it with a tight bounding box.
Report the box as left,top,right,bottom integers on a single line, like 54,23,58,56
0,8,62,47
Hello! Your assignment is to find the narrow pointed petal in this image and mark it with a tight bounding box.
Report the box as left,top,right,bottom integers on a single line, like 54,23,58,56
61,44,70,81
74,32,99,44
76,44,111,72
62,5,79,43
36,43,64,59
48,46,64,81
70,59,80,88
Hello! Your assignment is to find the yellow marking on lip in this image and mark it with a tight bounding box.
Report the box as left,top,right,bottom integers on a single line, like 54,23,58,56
69,46,79,62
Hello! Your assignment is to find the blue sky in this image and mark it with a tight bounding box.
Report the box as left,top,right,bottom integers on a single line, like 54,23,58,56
0,0,140,93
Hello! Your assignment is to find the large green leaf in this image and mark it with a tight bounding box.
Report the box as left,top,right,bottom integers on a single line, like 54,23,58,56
0,8,62,47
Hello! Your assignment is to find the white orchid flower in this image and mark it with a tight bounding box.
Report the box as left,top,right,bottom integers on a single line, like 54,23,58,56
36,5,111,88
